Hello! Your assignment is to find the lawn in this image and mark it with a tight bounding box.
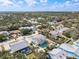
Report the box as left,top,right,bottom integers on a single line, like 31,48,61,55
27,53,37,59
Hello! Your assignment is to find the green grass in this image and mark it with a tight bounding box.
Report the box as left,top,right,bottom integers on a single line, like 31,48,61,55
27,53,36,59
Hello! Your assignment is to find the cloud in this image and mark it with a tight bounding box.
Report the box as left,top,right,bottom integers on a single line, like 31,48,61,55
0,0,24,8
0,0,14,7
0,0,38,8
40,0,48,3
24,0,37,7
0,0,79,11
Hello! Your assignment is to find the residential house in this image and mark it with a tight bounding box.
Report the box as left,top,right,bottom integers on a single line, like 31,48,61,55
0,36,30,54
17,36,32,44
0,31,10,36
48,48,67,59
9,39,29,53
59,43,79,57
48,43,79,59
19,25,37,33
19,27,32,30
50,25,69,39
9,30,21,39
56,24,64,30
31,34,47,45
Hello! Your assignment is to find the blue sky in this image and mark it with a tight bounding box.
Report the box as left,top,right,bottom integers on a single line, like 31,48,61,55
0,0,79,11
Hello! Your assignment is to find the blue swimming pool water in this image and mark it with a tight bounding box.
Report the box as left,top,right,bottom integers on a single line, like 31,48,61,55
39,42,48,48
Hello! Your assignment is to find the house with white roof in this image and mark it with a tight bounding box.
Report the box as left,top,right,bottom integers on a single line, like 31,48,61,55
31,34,47,45
56,24,64,30
19,25,37,33
59,43,79,57
0,31,10,36
0,36,30,53
48,43,79,59
48,48,67,59
17,36,32,44
50,26,69,39
50,27,69,36
19,27,32,30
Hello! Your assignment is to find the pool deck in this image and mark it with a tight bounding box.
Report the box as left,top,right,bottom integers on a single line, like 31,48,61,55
46,39,55,44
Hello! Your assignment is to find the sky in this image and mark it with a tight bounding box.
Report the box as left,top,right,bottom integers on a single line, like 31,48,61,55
0,0,79,11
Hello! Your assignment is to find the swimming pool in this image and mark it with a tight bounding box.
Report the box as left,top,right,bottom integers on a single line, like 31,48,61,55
39,42,48,48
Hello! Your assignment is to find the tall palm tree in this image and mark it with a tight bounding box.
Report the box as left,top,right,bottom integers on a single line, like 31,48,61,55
0,51,27,59
14,53,27,59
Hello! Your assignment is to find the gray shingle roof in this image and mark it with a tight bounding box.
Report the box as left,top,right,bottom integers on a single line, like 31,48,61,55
9,40,29,53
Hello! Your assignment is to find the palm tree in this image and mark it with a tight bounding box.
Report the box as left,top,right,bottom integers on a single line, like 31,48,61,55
0,51,27,59
34,50,48,59
0,51,14,59
14,53,27,59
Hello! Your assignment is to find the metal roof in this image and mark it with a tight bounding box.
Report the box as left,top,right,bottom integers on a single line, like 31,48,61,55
9,39,29,53
48,48,62,55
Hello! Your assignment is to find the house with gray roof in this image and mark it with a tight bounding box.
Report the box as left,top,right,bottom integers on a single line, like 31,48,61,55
9,39,29,53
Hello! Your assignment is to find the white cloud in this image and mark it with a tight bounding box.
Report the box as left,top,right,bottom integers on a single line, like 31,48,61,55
0,0,48,7
0,0,14,7
0,0,79,11
24,0,37,7
2,1,13,7
0,0,22,7
40,0,48,3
